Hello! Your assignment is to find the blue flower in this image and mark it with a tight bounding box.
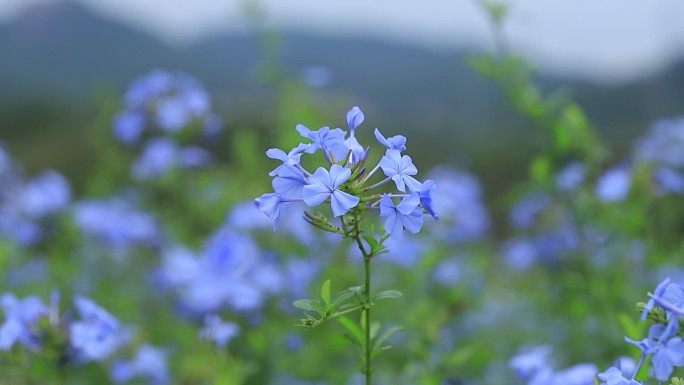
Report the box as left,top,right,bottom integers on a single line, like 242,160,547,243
111,344,170,385
378,149,421,192
432,258,462,286
418,179,438,219
509,193,550,229
266,143,311,176
302,165,359,217
272,166,308,199
373,128,407,151
73,198,160,251
118,70,218,140
113,111,146,145
379,193,423,240
0,293,48,351
509,345,552,380
346,106,365,131
199,315,240,348
556,162,585,191
159,228,283,314
596,166,632,202
254,193,289,229
502,238,539,271
597,366,641,385
635,116,684,167
642,277,671,320
19,170,71,218
426,167,489,243
70,296,127,362
652,337,684,381
343,106,368,163
296,124,348,163
131,138,213,180
655,166,684,194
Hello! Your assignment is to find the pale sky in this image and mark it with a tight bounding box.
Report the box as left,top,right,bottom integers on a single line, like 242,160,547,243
2,0,684,82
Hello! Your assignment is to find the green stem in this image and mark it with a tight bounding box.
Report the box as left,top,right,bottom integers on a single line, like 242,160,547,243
343,210,374,385
363,253,371,385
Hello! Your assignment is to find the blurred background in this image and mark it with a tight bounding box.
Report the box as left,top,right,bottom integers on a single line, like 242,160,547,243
3,1,684,383
2,0,684,211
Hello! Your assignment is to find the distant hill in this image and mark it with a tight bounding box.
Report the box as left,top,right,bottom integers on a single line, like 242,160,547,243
1,1,684,196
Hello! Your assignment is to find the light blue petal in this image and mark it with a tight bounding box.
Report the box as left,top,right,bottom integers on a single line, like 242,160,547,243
401,209,424,234
385,212,403,240
347,106,365,130
329,164,352,189
379,194,396,217
330,191,359,217
302,185,331,206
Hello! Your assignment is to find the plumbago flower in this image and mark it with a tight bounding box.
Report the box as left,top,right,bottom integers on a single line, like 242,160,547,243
254,105,436,239
113,70,219,180
254,106,436,385
598,278,684,384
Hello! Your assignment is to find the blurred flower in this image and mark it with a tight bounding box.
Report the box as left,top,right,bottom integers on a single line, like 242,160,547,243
381,236,424,268
0,170,71,245
18,170,71,217
70,296,128,362
634,116,684,167
432,257,462,286
199,314,240,348
596,166,632,202
116,70,217,143
131,138,212,180
113,111,146,145
73,198,160,252
284,258,320,299
509,345,552,380
159,225,284,314
502,238,538,271
0,293,48,351
556,162,585,191
111,344,170,385
597,366,640,385
426,167,489,243
510,193,550,229
654,166,684,194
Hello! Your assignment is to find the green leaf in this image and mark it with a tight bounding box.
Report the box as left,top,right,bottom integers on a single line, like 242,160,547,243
373,290,403,302
292,299,315,312
369,321,381,341
332,290,355,307
337,316,365,348
321,280,331,306
372,326,403,351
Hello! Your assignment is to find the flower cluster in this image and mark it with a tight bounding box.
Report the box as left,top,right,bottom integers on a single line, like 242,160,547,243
254,106,436,240
158,224,283,314
0,144,72,245
598,278,684,383
0,291,173,384
0,292,127,361
113,70,219,180
73,198,161,254
635,116,684,195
